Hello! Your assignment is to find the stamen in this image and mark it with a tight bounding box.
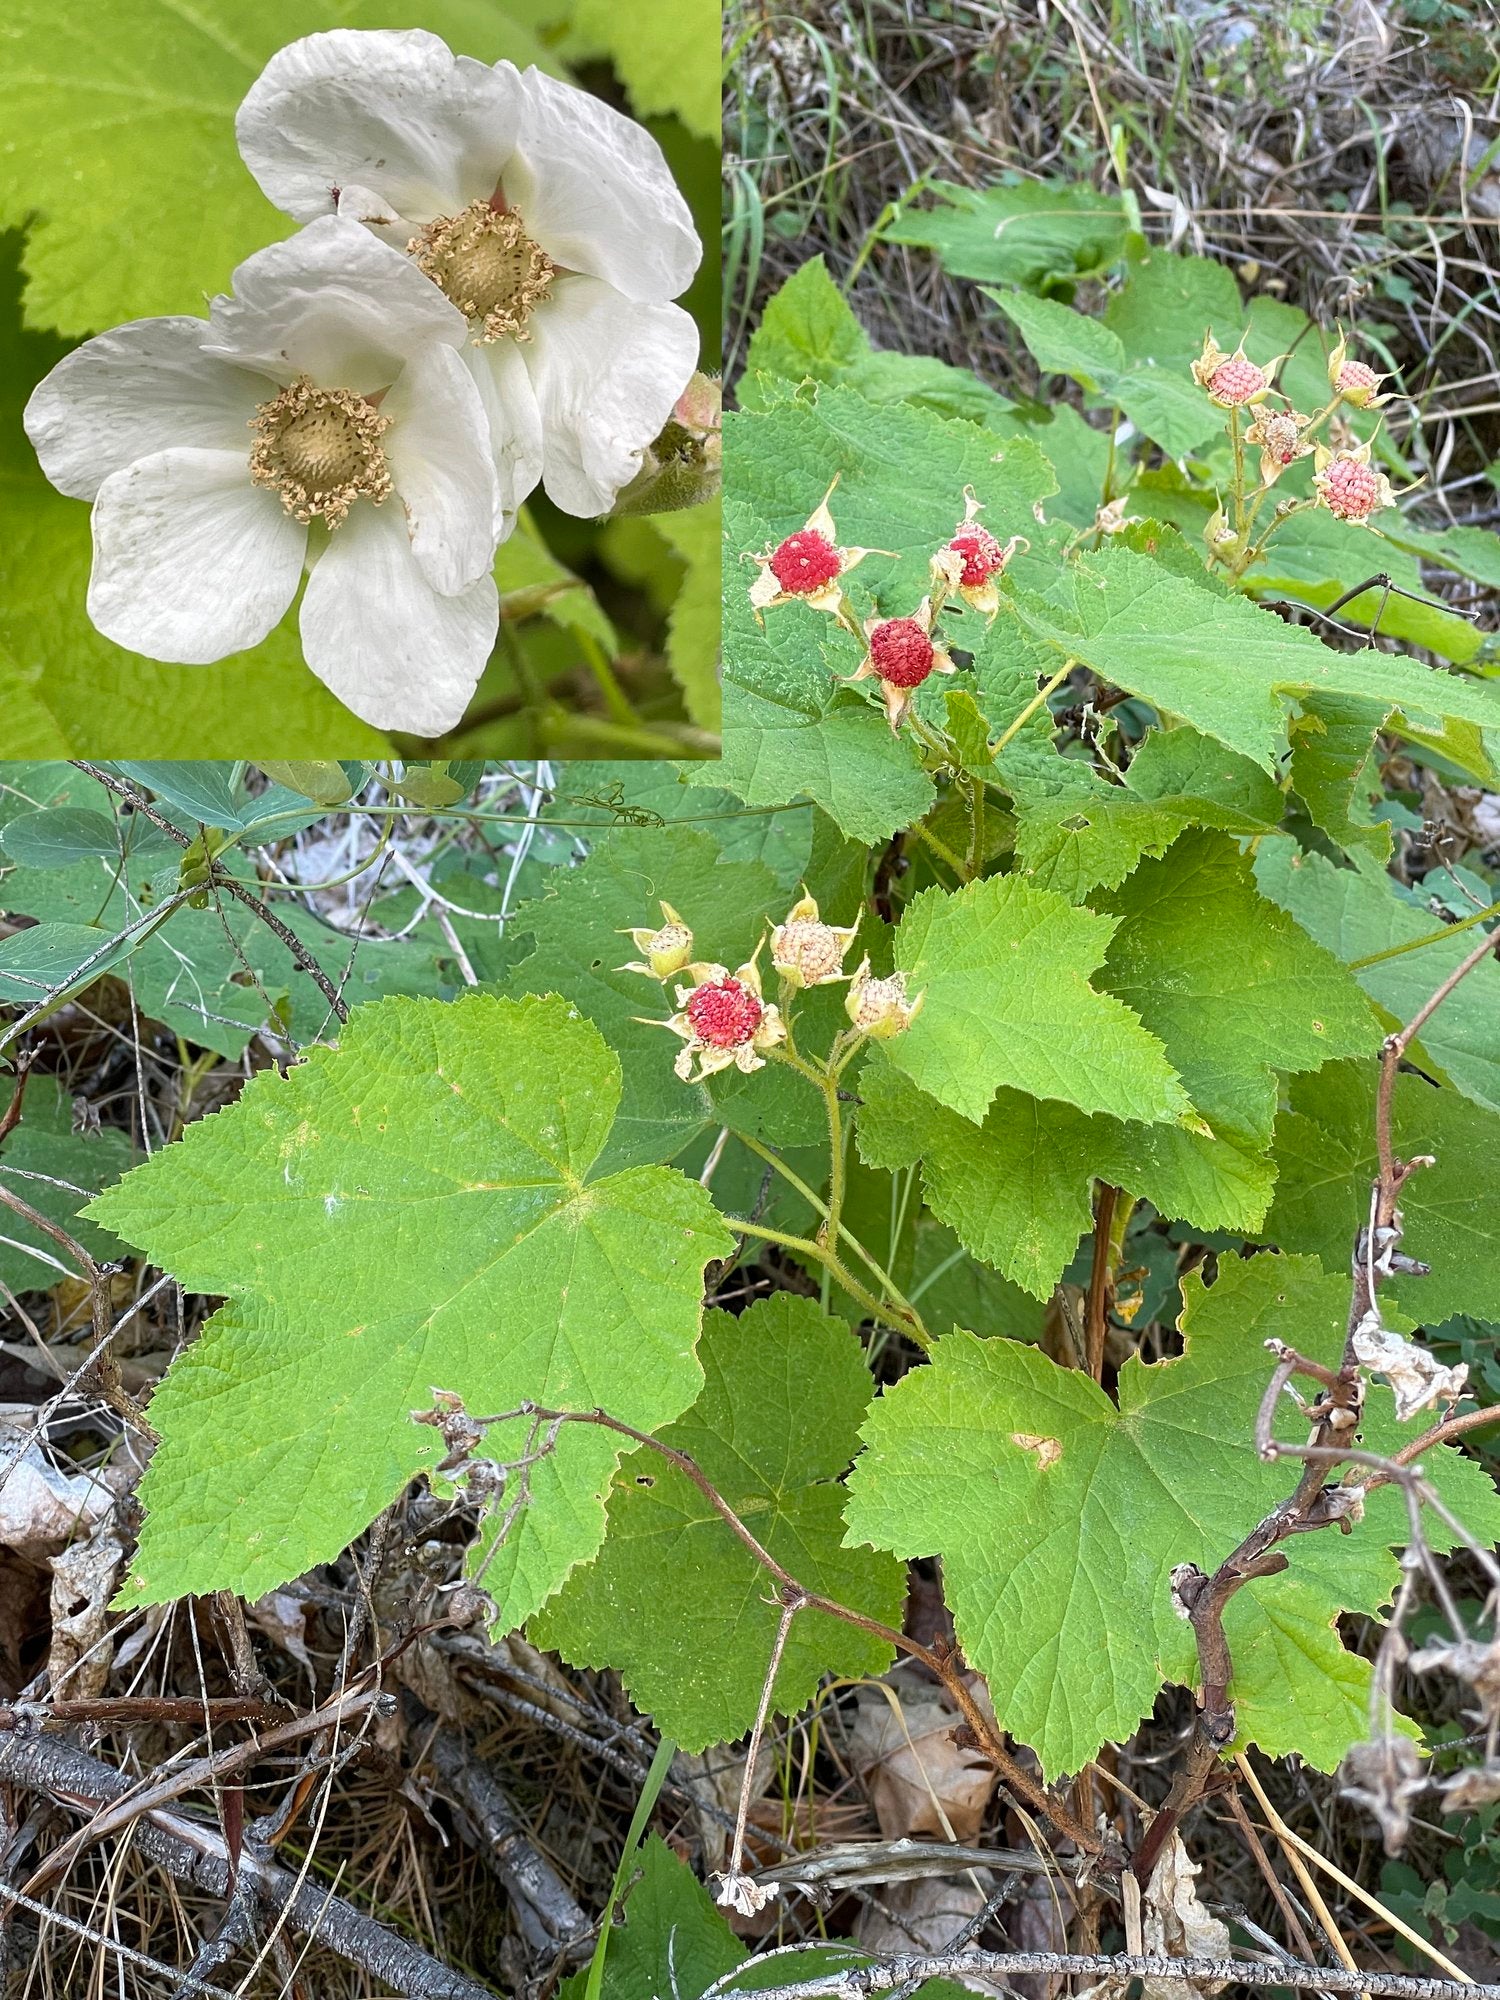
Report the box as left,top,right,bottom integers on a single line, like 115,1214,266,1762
407,200,554,342
248,378,393,529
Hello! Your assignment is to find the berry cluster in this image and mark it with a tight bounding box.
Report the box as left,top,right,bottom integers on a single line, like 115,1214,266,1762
747,480,1022,733
622,893,922,1088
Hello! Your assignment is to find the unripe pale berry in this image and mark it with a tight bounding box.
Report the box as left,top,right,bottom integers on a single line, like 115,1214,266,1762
1336,359,1380,399
773,918,845,986
846,961,923,1038
1321,455,1382,521
1206,357,1268,406
686,977,763,1049
1258,410,1303,464
868,618,935,688
769,530,842,595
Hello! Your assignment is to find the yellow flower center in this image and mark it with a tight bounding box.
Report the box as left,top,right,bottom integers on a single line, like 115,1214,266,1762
408,200,554,342
248,378,393,529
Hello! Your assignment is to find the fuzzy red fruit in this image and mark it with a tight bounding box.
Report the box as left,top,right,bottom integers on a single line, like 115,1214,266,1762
768,529,842,594
1322,456,1382,521
869,618,935,688
686,977,763,1048
949,525,1004,586
1206,357,1267,405
1336,359,1380,396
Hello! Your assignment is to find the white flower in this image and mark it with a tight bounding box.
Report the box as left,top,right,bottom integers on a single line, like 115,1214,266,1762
23,218,501,735
236,30,702,527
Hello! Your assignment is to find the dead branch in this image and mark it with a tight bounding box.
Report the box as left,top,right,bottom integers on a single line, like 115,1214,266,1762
0,1727,497,1999
701,1947,1500,2000
1150,916,1500,1875
416,1700,590,1956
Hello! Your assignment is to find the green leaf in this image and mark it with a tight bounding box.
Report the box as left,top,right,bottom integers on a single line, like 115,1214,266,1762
558,1837,745,2000
0,645,69,755
1010,544,1500,770
85,993,734,1608
0,0,561,336
742,259,1014,428
943,690,994,775
0,839,438,1057
652,501,721,733
502,823,785,1168
1285,694,1390,860
884,871,1194,1129
1005,725,1284,899
1251,512,1481,665
1092,831,1381,1143
0,1074,134,1294
252,761,361,807
857,1051,1273,1301
568,0,717,138
990,291,1220,459
745,259,868,385
844,1250,1500,1776
533,1295,905,1750
1255,842,1500,1116
1267,1061,1500,1324
1104,251,1244,377
883,179,1132,291
1,806,124,869
559,1836,968,2000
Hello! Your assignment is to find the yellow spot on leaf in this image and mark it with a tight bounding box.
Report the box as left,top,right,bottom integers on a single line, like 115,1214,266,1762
1010,1432,1062,1470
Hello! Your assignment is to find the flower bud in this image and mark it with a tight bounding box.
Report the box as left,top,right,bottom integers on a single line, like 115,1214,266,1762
845,958,924,1039
1203,510,1243,559
610,374,723,516
770,893,859,989
620,901,694,979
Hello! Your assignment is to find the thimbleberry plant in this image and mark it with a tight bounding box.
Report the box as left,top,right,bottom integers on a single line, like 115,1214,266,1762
17,224,1500,1921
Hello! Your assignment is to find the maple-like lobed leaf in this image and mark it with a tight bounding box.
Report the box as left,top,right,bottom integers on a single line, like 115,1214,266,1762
87,993,733,1609
883,871,1194,1129
844,1251,1500,1777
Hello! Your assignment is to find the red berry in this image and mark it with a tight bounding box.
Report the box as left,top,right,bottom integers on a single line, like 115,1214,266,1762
949,525,1004,586
686,977,763,1049
768,529,841,594
868,618,935,689
1207,356,1267,406
1337,359,1379,396
1322,456,1381,521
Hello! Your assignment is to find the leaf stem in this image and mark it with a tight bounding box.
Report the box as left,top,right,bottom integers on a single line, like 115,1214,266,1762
989,658,1077,758
1348,899,1499,972
732,1127,929,1344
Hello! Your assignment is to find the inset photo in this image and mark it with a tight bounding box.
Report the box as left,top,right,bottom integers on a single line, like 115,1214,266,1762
0,0,719,759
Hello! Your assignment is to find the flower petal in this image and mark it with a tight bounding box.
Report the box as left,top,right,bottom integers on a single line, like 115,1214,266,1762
521,277,699,516
382,342,500,594
506,64,701,302
299,500,497,733
87,449,305,664
236,29,520,227
203,217,468,396
24,319,265,502
465,338,544,539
